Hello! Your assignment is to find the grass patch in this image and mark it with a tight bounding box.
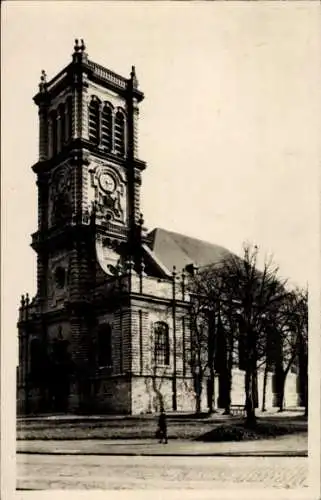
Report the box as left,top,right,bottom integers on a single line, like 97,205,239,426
17,417,217,441
196,420,307,442
17,414,307,441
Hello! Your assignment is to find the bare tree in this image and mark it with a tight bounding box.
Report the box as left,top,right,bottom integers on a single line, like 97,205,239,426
288,288,308,415
187,265,236,414
218,244,287,426
188,288,211,414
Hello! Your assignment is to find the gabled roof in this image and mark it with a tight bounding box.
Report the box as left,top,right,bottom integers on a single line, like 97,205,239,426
147,228,232,273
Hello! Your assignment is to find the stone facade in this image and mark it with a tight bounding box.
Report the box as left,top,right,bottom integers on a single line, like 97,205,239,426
17,40,304,415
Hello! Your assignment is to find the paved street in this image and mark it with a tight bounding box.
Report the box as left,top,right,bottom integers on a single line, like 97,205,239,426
17,433,307,456
17,454,308,490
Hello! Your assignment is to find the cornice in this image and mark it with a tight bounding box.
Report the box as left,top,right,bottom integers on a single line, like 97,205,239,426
33,59,144,108
31,140,146,174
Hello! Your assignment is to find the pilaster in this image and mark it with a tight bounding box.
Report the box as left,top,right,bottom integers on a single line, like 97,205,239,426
38,107,49,161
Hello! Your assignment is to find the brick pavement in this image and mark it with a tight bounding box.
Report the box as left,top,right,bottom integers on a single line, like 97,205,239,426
17,454,308,490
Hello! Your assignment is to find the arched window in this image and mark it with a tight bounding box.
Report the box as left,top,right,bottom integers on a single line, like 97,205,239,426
154,322,170,366
114,110,125,156
97,324,112,367
57,103,66,152
88,99,100,145
66,96,73,141
50,110,58,156
101,104,113,151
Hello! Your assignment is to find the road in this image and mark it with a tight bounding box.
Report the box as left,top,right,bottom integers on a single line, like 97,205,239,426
17,454,308,490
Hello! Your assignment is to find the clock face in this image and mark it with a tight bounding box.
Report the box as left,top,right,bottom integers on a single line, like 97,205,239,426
99,173,116,193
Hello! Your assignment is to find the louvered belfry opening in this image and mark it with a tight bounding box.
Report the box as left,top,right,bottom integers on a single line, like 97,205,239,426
114,110,125,156
88,99,100,144
101,104,113,151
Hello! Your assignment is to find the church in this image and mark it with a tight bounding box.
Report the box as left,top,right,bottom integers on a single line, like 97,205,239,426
17,40,300,415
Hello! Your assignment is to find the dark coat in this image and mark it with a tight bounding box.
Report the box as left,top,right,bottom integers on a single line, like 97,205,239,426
158,412,167,430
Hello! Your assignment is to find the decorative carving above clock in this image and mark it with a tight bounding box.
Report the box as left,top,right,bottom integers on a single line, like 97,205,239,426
89,161,127,225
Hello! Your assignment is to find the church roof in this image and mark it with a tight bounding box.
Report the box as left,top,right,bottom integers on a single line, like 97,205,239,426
147,228,233,273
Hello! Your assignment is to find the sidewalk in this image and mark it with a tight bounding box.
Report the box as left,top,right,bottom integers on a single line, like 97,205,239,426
17,433,307,457
17,408,306,422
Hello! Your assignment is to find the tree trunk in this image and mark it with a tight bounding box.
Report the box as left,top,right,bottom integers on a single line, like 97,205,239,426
194,372,202,414
224,372,232,415
253,368,258,408
261,364,268,412
224,349,233,415
245,368,256,427
196,394,201,414
207,373,215,414
278,373,285,412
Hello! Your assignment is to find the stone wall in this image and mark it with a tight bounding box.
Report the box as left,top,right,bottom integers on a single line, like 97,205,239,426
93,376,131,414
230,368,300,409
131,376,196,414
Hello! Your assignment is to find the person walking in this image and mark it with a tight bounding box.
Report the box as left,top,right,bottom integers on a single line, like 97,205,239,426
157,408,168,444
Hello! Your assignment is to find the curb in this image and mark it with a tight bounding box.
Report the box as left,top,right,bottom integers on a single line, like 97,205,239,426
17,450,307,458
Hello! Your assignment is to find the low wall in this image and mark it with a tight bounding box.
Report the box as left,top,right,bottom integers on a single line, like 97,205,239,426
130,369,301,414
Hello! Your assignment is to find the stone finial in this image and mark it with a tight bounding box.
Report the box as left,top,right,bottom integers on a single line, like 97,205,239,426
138,213,144,228
73,38,87,63
21,294,25,308
74,38,81,52
25,293,30,306
130,65,138,87
38,69,47,92
126,258,135,273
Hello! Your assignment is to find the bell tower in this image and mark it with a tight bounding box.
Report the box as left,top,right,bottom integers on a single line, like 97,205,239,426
28,40,146,411
32,39,146,306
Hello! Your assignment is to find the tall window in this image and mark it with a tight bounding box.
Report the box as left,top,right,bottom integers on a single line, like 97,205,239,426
88,99,100,144
114,110,125,156
97,324,112,367
101,104,113,151
50,110,58,156
66,96,73,141
154,322,170,366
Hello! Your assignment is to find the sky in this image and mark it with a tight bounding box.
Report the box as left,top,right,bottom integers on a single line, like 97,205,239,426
1,1,320,345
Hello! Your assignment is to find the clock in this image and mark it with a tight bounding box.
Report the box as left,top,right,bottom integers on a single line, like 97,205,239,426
99,172,116,193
